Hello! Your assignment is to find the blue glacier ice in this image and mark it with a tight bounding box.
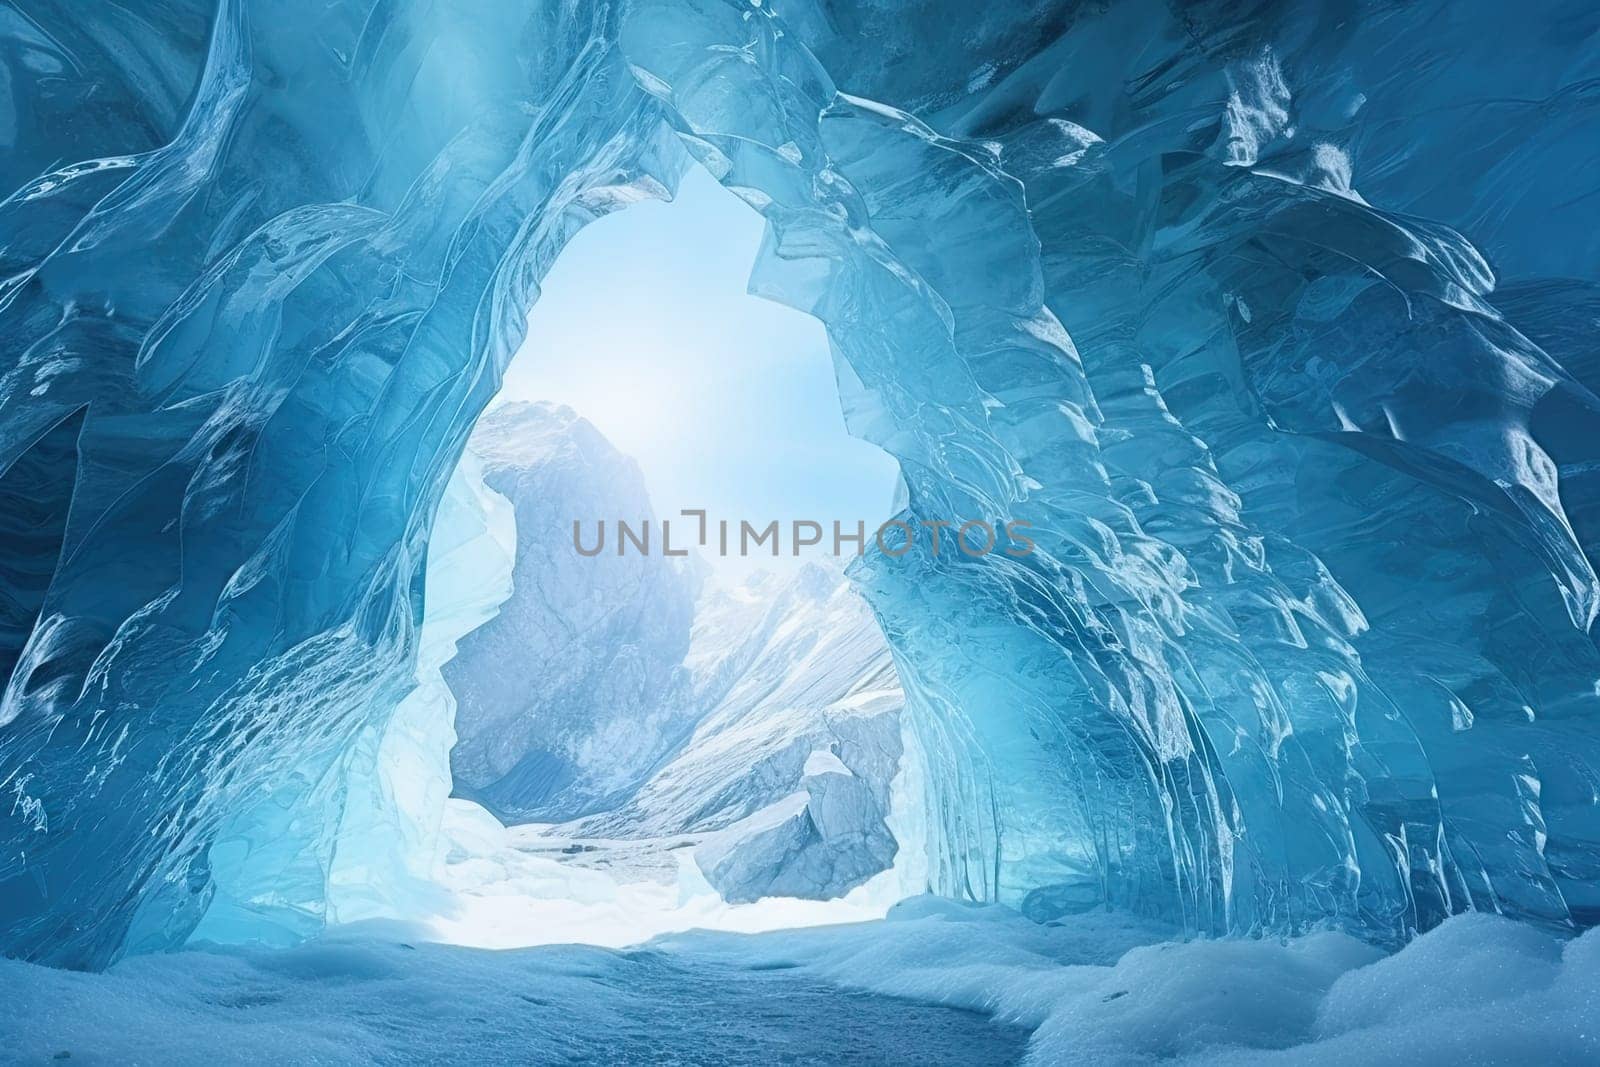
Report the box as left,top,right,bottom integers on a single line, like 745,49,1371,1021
2,0,1600,973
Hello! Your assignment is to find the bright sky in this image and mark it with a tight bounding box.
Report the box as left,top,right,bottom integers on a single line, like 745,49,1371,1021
495,165,900,577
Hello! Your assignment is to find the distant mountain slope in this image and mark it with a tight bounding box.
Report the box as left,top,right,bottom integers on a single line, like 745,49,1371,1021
445,401,907,901
575,562,905,902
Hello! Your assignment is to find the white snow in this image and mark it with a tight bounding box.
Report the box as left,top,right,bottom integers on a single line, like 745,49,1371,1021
658,900,1600,1065
361,787,923,951
5,901,1596,1065
802,748,853,777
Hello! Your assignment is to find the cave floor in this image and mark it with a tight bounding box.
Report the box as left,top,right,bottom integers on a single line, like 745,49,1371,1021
5,902,1597,1064
536,950,1029,1066
1,931,1030,1066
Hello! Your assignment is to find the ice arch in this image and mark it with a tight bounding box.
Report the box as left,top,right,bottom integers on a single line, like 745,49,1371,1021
2,0,1599,967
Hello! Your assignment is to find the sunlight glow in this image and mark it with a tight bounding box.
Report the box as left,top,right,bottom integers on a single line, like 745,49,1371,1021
497,166,901,576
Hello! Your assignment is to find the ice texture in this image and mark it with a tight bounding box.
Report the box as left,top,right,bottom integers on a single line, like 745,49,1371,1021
0,0,688,966
2,0,1600,967
191,448,517,945
322,449,517,928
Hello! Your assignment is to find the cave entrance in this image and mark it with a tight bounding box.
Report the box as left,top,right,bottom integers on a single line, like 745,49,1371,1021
352,165,929,948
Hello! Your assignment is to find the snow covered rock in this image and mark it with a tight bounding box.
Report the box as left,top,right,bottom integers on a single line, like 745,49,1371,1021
444,401,703,821
694,754,899,903
575,563,907,902
439,403,906,902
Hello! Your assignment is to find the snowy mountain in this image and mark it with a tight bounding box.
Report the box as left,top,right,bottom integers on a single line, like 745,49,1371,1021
443,401,703,822
574,561,906,902
441,401,908,902
438,404,908,908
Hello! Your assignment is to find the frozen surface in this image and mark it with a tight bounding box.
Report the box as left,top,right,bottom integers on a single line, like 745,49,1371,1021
3,0,1600,967
0,924,1030,1066
3,902,1596,1065
660,902,1600,1065
195,450,517,943
321,452,517,929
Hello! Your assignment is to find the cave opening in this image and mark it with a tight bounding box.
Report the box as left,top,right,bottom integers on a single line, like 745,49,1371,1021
5,1,1599,1061
318,163,933,949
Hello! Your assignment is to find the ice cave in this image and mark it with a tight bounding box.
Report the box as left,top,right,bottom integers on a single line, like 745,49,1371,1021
3,0,1600,1063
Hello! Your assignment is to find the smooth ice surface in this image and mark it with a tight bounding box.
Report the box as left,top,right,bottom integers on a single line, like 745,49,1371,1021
3,0,1600,966
3,903,1596,1065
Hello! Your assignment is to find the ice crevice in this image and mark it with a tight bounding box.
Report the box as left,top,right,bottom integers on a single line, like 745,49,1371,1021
0,0,1599,970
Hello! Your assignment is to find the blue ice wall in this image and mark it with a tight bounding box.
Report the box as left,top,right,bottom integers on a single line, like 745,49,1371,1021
628,0,1600,940
0,0,687,966
2,0,1599,965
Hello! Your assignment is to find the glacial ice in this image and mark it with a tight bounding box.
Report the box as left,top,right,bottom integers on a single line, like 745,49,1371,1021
321,448,517,929
2,0,1600,971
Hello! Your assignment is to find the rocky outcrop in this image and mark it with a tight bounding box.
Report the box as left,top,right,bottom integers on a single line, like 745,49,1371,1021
444,401,702,821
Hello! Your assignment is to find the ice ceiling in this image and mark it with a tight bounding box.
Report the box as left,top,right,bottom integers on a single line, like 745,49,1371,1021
2,0,1599,968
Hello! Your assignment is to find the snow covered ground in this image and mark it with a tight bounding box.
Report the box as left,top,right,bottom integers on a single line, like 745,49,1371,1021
684,901,1600,1065
386,792,925,951
5,900,1596,1065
